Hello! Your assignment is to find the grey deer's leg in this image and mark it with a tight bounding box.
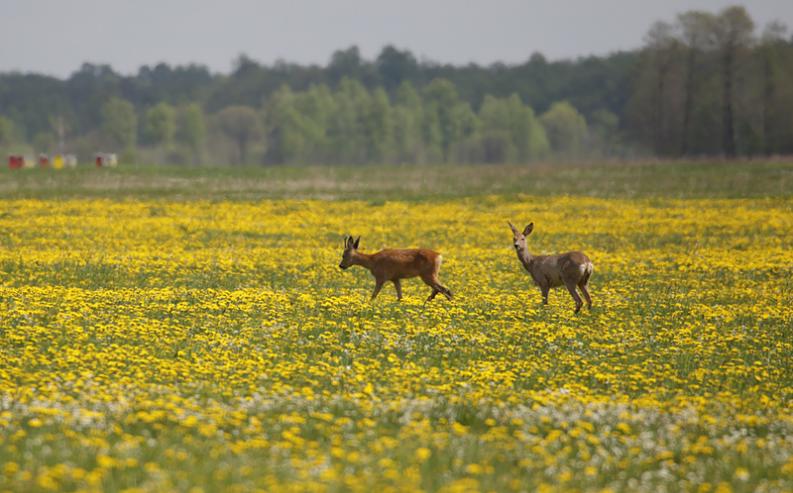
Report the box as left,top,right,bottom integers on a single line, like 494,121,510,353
578,282,592,310
564,280,583,313
540,285,550,305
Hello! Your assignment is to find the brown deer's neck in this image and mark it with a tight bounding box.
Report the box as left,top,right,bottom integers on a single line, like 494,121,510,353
351,251,375,271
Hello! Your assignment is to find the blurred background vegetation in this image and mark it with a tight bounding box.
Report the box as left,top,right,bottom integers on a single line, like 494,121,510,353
1,5,792,166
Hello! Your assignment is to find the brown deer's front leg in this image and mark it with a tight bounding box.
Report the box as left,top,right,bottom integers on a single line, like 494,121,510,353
393,279,402,301
371,278,385,301
540,284,550,305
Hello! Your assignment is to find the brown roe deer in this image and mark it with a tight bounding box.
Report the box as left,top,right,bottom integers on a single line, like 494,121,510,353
339,235,452,302
508,222,594,313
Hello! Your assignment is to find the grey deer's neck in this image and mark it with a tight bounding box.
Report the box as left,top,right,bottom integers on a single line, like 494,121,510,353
517,247,534,270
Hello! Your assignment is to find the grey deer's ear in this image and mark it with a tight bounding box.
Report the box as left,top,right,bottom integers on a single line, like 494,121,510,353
523,223,534,236
507,221,519,235
353,236,360,249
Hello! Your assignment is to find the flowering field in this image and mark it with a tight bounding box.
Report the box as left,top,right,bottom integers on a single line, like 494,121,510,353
0,174,792,491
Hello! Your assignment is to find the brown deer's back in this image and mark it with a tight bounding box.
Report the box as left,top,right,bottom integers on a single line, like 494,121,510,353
371,249,439,280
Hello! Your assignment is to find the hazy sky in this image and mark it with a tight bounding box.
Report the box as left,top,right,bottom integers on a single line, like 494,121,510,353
3,1,793,78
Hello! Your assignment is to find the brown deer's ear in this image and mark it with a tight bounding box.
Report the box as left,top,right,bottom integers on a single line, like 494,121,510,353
344,235,352,248
523,223,534,236
508,221,519,235
353,236,360,249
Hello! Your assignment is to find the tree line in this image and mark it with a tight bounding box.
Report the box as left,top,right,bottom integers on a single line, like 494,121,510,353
628,5,793,156
0,5,791,165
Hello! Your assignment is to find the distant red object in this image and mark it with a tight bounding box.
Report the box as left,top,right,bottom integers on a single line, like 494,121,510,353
96,155,103,167
38,154,50,167
8,155,24,169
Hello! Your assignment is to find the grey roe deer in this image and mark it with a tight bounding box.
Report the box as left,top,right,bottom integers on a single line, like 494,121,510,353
508,222,594,313
339,235,452,302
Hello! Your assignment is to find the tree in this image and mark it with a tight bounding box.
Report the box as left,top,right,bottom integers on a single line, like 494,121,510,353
327,78,369,163
143,102,176,148
713,6,755,156
264,85,317,164
215,106,261,164
423,78,469,162
648,21,683,155
295,84,335,162
540,101,588,156
328,46,365,86
362,88,394,162
101,97,137,150
0,115,15,146
392,81,423,163
677,11,717,154
758,22,790,154
477,95,548,163
376,45,420,93
589,109,620,156
176,103,206,163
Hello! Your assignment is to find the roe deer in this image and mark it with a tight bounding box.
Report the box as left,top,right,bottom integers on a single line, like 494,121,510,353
508,222,593,313
339,235,452,303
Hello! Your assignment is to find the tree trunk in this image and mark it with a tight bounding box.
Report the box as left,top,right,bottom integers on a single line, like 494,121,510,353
722,48,736,157
681,49,696,155
655,62,667,155
762,51,774,155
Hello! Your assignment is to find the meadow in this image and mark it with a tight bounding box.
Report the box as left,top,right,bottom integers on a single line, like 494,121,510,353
0,162,791,492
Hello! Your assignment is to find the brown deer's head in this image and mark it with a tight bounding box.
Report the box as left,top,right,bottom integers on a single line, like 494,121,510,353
508,221,534,253
339,235,360,270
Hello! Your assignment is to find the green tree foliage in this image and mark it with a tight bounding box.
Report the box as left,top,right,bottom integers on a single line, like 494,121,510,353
376,46,420,93
101,97,137,150
176,103,207,163
423,79,471,162
143,102,176,148
477,94,548,163
540,101,588,156
1,6,791,163
713,6,755,156
0,115,15,146
363,88,394,163
392,82,424,163
215,106,261,164
328,78,369,163
628,6,792,157
759,22,793,154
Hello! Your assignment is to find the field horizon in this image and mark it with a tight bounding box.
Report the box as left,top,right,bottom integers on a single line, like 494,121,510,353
1,159,792,201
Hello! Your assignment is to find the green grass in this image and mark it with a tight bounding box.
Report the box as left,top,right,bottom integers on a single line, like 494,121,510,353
0,160,791,492
1,160,792,201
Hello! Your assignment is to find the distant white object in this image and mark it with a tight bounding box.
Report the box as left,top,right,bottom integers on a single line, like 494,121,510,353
64,154,78,168
95,152,118,167
23,155,36,169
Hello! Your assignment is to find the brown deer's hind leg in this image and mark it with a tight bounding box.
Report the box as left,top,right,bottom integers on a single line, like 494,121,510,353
564,280,584,313
578,282,592,310
421,274,452,302
435,283,453,300
425,288,439,303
